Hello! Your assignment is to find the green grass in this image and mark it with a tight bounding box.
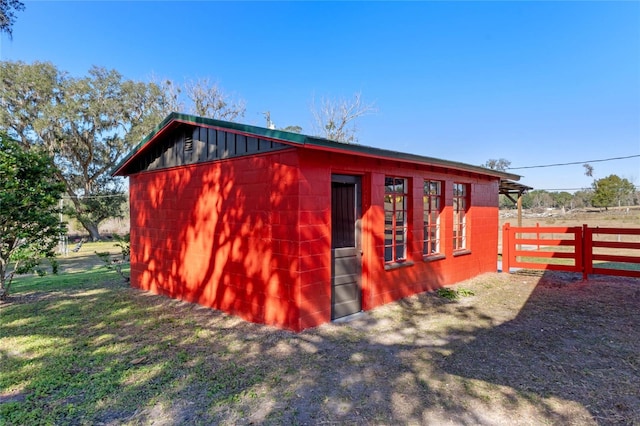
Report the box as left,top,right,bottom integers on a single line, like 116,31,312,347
1,269,146,425
592,261,640,272
0,268,281,425
7,267,122,293
436,287,475,300
517,252,640,272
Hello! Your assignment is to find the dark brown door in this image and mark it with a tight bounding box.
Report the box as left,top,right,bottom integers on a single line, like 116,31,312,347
331,175,362,320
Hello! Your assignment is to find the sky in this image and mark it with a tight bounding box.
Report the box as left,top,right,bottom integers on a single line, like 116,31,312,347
2,1,639,192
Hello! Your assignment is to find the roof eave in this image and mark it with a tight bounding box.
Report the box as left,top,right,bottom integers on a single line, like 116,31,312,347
299,137,522,181
112,112,522,182
111,112,178,176
111,112,308,176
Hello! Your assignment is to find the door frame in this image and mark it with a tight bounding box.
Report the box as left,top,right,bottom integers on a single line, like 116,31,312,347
330,174,363,320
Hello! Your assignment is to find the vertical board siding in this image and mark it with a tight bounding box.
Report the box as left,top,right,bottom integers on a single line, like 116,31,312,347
207,128,217,160
125,124,290,175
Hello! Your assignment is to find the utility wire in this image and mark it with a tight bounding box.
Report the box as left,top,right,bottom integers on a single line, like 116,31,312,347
60,194,126,199
507,154,640,170
513,186,640,192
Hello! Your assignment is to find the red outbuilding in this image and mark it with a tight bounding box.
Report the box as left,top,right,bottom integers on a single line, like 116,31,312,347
113,112,523,331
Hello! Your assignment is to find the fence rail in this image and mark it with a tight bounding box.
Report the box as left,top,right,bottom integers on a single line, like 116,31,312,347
502,223,640,279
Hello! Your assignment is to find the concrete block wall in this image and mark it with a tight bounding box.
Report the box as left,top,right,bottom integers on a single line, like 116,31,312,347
128,143,501,332
129,149,302,330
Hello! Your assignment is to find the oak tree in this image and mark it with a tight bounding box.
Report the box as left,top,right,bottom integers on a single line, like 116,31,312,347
482,158,511,171
591,175,635,209
1,61,166,240
0,0,25,39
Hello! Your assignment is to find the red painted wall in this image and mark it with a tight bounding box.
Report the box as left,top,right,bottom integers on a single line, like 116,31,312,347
129,149,302,330
129,146,500,331
295,150,500,329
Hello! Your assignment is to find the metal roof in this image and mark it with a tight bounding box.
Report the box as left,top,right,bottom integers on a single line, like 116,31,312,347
112,112,523,182
499,179,533,195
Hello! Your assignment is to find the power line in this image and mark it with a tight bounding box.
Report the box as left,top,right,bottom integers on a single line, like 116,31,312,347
507,154,640,170
534,188,590,191
60,194,126,199
510,186,640,192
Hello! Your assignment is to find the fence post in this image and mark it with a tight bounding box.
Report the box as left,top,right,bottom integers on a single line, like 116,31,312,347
536,222,540,250
502,223,511,274
582,224,590,281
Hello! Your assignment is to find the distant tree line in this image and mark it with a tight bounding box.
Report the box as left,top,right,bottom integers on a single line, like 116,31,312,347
483,158,638,211
499,176,639,210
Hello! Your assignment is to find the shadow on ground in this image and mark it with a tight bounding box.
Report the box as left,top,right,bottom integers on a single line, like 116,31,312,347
1,271,638,425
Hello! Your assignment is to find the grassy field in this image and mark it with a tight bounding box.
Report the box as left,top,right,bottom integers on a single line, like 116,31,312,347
499,208,640,242
2,254,638,424
500,209,640,273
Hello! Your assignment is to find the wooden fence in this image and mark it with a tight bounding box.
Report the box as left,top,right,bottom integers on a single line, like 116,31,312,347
502,223,640,279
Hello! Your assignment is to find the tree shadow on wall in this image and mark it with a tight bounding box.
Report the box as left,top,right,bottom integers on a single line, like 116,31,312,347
134,151,304,330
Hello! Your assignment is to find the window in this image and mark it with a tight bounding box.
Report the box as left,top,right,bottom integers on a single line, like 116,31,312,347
453,183,468,250
423,180,442,256
384,177,408,263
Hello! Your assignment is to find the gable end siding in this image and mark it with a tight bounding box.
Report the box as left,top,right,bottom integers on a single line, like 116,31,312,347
124,124,290,175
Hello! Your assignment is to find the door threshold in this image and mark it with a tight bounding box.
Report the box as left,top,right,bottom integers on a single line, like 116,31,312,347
332,311,365,324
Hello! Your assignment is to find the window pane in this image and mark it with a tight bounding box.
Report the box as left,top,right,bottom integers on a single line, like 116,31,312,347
385,209,393,220
423,180,442,256
394,178,405,191
430,211,438,225
385,246,393,262
385,177,394,188
385,225,393,250
385,176,408,263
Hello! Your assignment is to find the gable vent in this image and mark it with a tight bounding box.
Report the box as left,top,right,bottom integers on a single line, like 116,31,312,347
184,137,194,152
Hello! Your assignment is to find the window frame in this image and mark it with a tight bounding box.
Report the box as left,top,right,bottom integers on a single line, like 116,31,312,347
384,176,409,264
423,179,443,258
453,182,469,252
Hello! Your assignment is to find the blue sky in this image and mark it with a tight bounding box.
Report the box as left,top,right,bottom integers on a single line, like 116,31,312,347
2,1,639,191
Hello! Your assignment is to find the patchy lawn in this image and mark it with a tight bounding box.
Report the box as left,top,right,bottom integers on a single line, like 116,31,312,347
1,270,638,425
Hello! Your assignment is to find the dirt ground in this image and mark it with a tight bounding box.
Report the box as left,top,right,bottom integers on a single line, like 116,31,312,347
113,271,640,424
4,269,639,424
280,271,639,425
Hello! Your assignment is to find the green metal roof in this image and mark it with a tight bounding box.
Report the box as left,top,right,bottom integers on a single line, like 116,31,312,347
112,112,522,181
